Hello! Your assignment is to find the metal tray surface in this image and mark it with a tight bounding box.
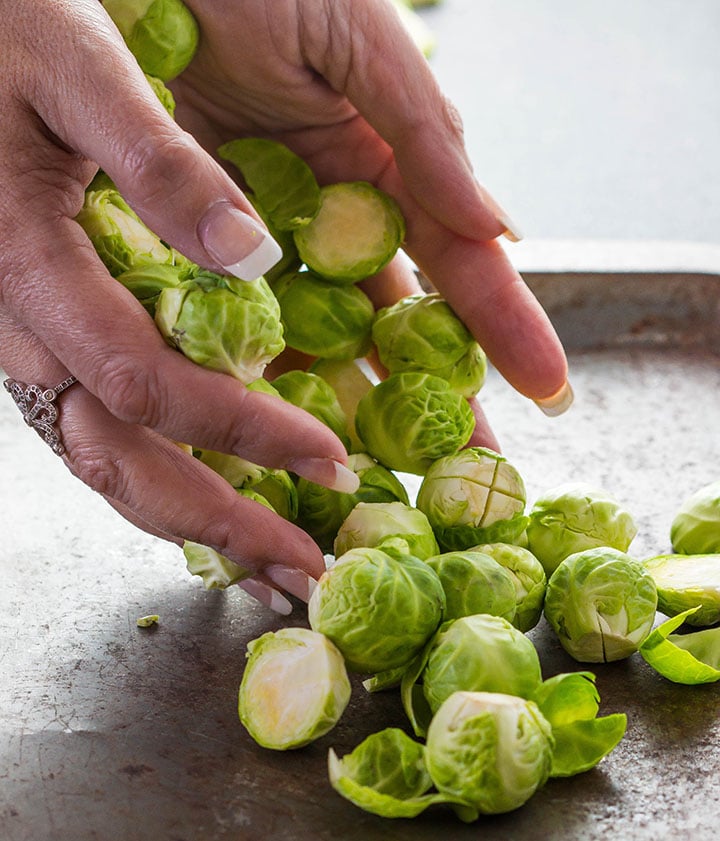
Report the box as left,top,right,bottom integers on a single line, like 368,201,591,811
2,268,720,841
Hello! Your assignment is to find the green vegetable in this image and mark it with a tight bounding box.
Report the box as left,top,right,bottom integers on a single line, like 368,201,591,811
309,358,375,453
401,614,543,737
103,0,199,81
544,547,658,663
293,182,405,283
271,370,351,450
639,607,720,684
355,373,475,475
114,261,187,316
643,553,720,626
532,672,627,777
425,551,517,624
526,482,638,576
155,272,285,383
273,270,375,360
136,614,160,627
183,539,255,589
333,501,439,561
670,481,720,554
308,547,445,674
144,73,176,116
372,293,486,397
296,453,409,554
416,447,528,550
424,691,554,815
472,542,547,632
238,628,351,750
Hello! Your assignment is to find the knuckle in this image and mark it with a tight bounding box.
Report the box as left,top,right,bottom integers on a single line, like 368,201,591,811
441,95,466,140
69,446,128,501
96,355,166,429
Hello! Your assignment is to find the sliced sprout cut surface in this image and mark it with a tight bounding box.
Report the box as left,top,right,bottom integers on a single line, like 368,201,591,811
643,553,720,626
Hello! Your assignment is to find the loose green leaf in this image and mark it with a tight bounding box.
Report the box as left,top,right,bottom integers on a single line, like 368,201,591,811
639,607,720,684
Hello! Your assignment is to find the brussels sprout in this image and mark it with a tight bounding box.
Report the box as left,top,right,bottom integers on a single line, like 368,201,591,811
473,543,547,632
293,182,405,283
238,627,351,750
639,607,720,685
424,691,554,815
309,358,375,453
642,554,720,626
670,481,720,554
526,482,638,576
155,272,285,384
416,447,528,550
544,547,658,663
114,261,186,316
77,188,172,277
308,547,445,674
103,0,199,81
273,270,375,360
425,551,517,624
183,536,259,590
372,293,486,398
296,454,410,553
271,370,351,450
401,614,542,737
333,501,439,561
355,373,475,475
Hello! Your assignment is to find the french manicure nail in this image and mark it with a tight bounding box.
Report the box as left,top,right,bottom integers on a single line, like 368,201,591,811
479,186,524,243
239,578,293,615
286,457,361,494
198,201,283,281
534,381,574,417
264,564,317,602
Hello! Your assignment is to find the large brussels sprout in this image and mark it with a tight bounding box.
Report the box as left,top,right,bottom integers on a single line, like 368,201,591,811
77,188,172,277
544,547,658,663
238,628,351,750
526,482,638,576
333,501,439,561
272,370,351,450
424,691,554,815
355,373,475,475
273,270,375,360
296,454,410,553
425,551,517,624
472,543,547,632
155,272,285,383
308,547,445,674
372,293,486,397
642,553,720,626
670,481,720,554
416,448,528,550
293,182,405,283
103,0,200,81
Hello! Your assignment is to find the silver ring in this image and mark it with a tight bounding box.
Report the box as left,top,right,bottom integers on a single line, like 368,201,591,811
3,375,79,456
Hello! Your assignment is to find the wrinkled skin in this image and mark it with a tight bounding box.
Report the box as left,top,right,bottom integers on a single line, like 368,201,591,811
0,0,567,609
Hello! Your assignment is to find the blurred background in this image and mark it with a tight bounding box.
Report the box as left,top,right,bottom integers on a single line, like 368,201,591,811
417,0,720,249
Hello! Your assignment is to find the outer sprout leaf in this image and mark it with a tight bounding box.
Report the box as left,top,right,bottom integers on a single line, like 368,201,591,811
639,607,720,684
533,672,600,728
549,715,628,778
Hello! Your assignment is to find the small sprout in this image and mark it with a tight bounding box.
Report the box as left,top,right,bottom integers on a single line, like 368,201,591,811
334,501,438,561
416,447,528,550
309,358,375,454
239,628,351,750
136,614,160,627
526,482,638,576
544,547,658,663
642,553,720,626
670,480,720,554
271,370,351,450
355,373,475,475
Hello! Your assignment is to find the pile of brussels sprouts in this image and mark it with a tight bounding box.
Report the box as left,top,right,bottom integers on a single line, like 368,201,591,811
92,0,720,823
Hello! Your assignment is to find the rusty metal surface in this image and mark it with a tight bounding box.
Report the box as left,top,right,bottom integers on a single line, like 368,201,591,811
3,267,720,840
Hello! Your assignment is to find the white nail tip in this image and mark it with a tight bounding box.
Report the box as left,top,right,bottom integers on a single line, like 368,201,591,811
223,233,283,281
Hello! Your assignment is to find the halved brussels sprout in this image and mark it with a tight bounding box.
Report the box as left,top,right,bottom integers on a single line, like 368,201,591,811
670,481,720,554
526,482,638,576
155,272,285,383
293,182,405,283
333,501,438,561
238,627,351,750
425,551,517,624
271,370,351,450
424,691,554,815
544,547,658,663
355,373,475,475
642,553,720,626
416,447,528,550
372,293,486,397
472,542,547,632
308,547,445,674
103,0,199,81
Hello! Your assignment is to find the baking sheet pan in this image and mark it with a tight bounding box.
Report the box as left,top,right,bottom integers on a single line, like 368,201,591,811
2,258,720,840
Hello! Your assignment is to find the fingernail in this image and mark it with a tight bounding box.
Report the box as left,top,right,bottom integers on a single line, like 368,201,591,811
286,457,361,494
480,186,524,243
198,201,283,281
239,578,293,615
264,564,317,602
534,381,574,417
